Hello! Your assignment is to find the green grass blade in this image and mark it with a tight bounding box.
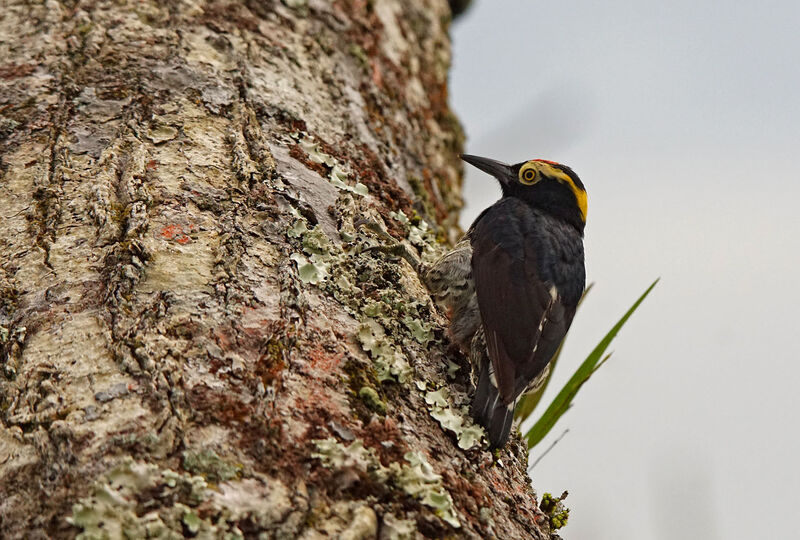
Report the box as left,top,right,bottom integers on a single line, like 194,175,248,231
523,278,659,449
515,284,595,422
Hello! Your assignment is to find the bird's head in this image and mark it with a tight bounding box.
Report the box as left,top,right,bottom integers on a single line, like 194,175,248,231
462,154,587,232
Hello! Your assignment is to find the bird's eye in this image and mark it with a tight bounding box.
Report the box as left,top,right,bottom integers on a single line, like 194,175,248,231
519,164,538,185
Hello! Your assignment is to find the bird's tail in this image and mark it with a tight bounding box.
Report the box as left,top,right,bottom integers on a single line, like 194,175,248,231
470,361,514,449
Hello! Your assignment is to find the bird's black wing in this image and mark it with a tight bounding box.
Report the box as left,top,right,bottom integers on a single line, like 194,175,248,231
470,201,572,405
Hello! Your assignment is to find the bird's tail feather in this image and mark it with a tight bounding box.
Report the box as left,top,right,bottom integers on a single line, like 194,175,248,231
471,361,514,449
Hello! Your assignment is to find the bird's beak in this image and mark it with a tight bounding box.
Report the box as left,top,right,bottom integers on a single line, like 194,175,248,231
461,154,514,186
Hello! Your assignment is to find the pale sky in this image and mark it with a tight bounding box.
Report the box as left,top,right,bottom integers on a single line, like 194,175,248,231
451,1,800,538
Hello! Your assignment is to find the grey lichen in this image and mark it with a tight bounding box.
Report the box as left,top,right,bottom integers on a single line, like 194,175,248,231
285,163,481,455
339,505,378,540
330,164,370,197
357,319,413,383
311,438,390,481
298,135,369,196
68,459,305,539
285,200,429,386
68,458,220,540
390,210,439,263
289,252,329,285
424,386,485,450
402,315,433,346
312,439,461,529
180,505,203,535
397,451,460,528
146,123,179,144
380,512,417,539
287,210,336,285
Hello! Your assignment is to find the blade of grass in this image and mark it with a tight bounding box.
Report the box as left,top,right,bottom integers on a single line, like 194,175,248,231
524,278,659,449
528,428,570,471
515,283,595,422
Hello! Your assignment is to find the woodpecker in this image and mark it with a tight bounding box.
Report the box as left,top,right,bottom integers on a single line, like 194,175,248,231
425,154,587,449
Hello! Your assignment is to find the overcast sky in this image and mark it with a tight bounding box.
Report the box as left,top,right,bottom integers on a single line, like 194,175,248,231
450,1,799,538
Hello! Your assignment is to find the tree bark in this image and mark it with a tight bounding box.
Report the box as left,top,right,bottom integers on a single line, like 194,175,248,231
0,0,555,537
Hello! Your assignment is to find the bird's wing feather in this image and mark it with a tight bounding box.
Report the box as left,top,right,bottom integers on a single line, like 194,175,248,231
471,204,572,404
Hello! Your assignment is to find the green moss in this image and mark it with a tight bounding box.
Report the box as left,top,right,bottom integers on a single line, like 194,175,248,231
182,449,242,482
342,356,385,423
343,357,379,390
264,337,286,363
439,109,466,156
407,175,438,224
540,491,570,531
358,386,387,415
282,0,308,16
348,44,369,71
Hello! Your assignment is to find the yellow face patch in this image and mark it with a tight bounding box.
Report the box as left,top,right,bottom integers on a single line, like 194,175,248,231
521,161,588,222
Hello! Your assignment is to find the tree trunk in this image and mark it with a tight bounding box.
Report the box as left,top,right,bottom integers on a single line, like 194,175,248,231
0,0,555,537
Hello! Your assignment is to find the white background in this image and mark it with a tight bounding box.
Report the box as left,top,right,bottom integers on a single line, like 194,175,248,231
450,1,800,538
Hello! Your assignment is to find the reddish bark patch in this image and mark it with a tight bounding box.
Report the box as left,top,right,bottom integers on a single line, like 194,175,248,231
442,469,489,526
158,223,195,244
349,143,414,219
370,58,383,88
361,416,409,466
199,2,260,33
294,397,337,441
288,143,328,177
0,63,35,79
246,182,279,212
271,108,307,134
421,167,448,222
254,342,286,389
307,347,343,373
187,383,255,425
238,415,306,479
212,325,235,350
208,320,291,394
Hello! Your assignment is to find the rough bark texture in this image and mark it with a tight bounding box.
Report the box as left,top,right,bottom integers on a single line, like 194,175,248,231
0,0,554,537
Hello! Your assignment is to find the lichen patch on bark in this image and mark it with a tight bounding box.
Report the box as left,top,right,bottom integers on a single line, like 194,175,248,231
1,0,554,538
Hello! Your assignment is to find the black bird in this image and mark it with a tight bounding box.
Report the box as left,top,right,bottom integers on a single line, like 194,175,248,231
424,154,587,448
